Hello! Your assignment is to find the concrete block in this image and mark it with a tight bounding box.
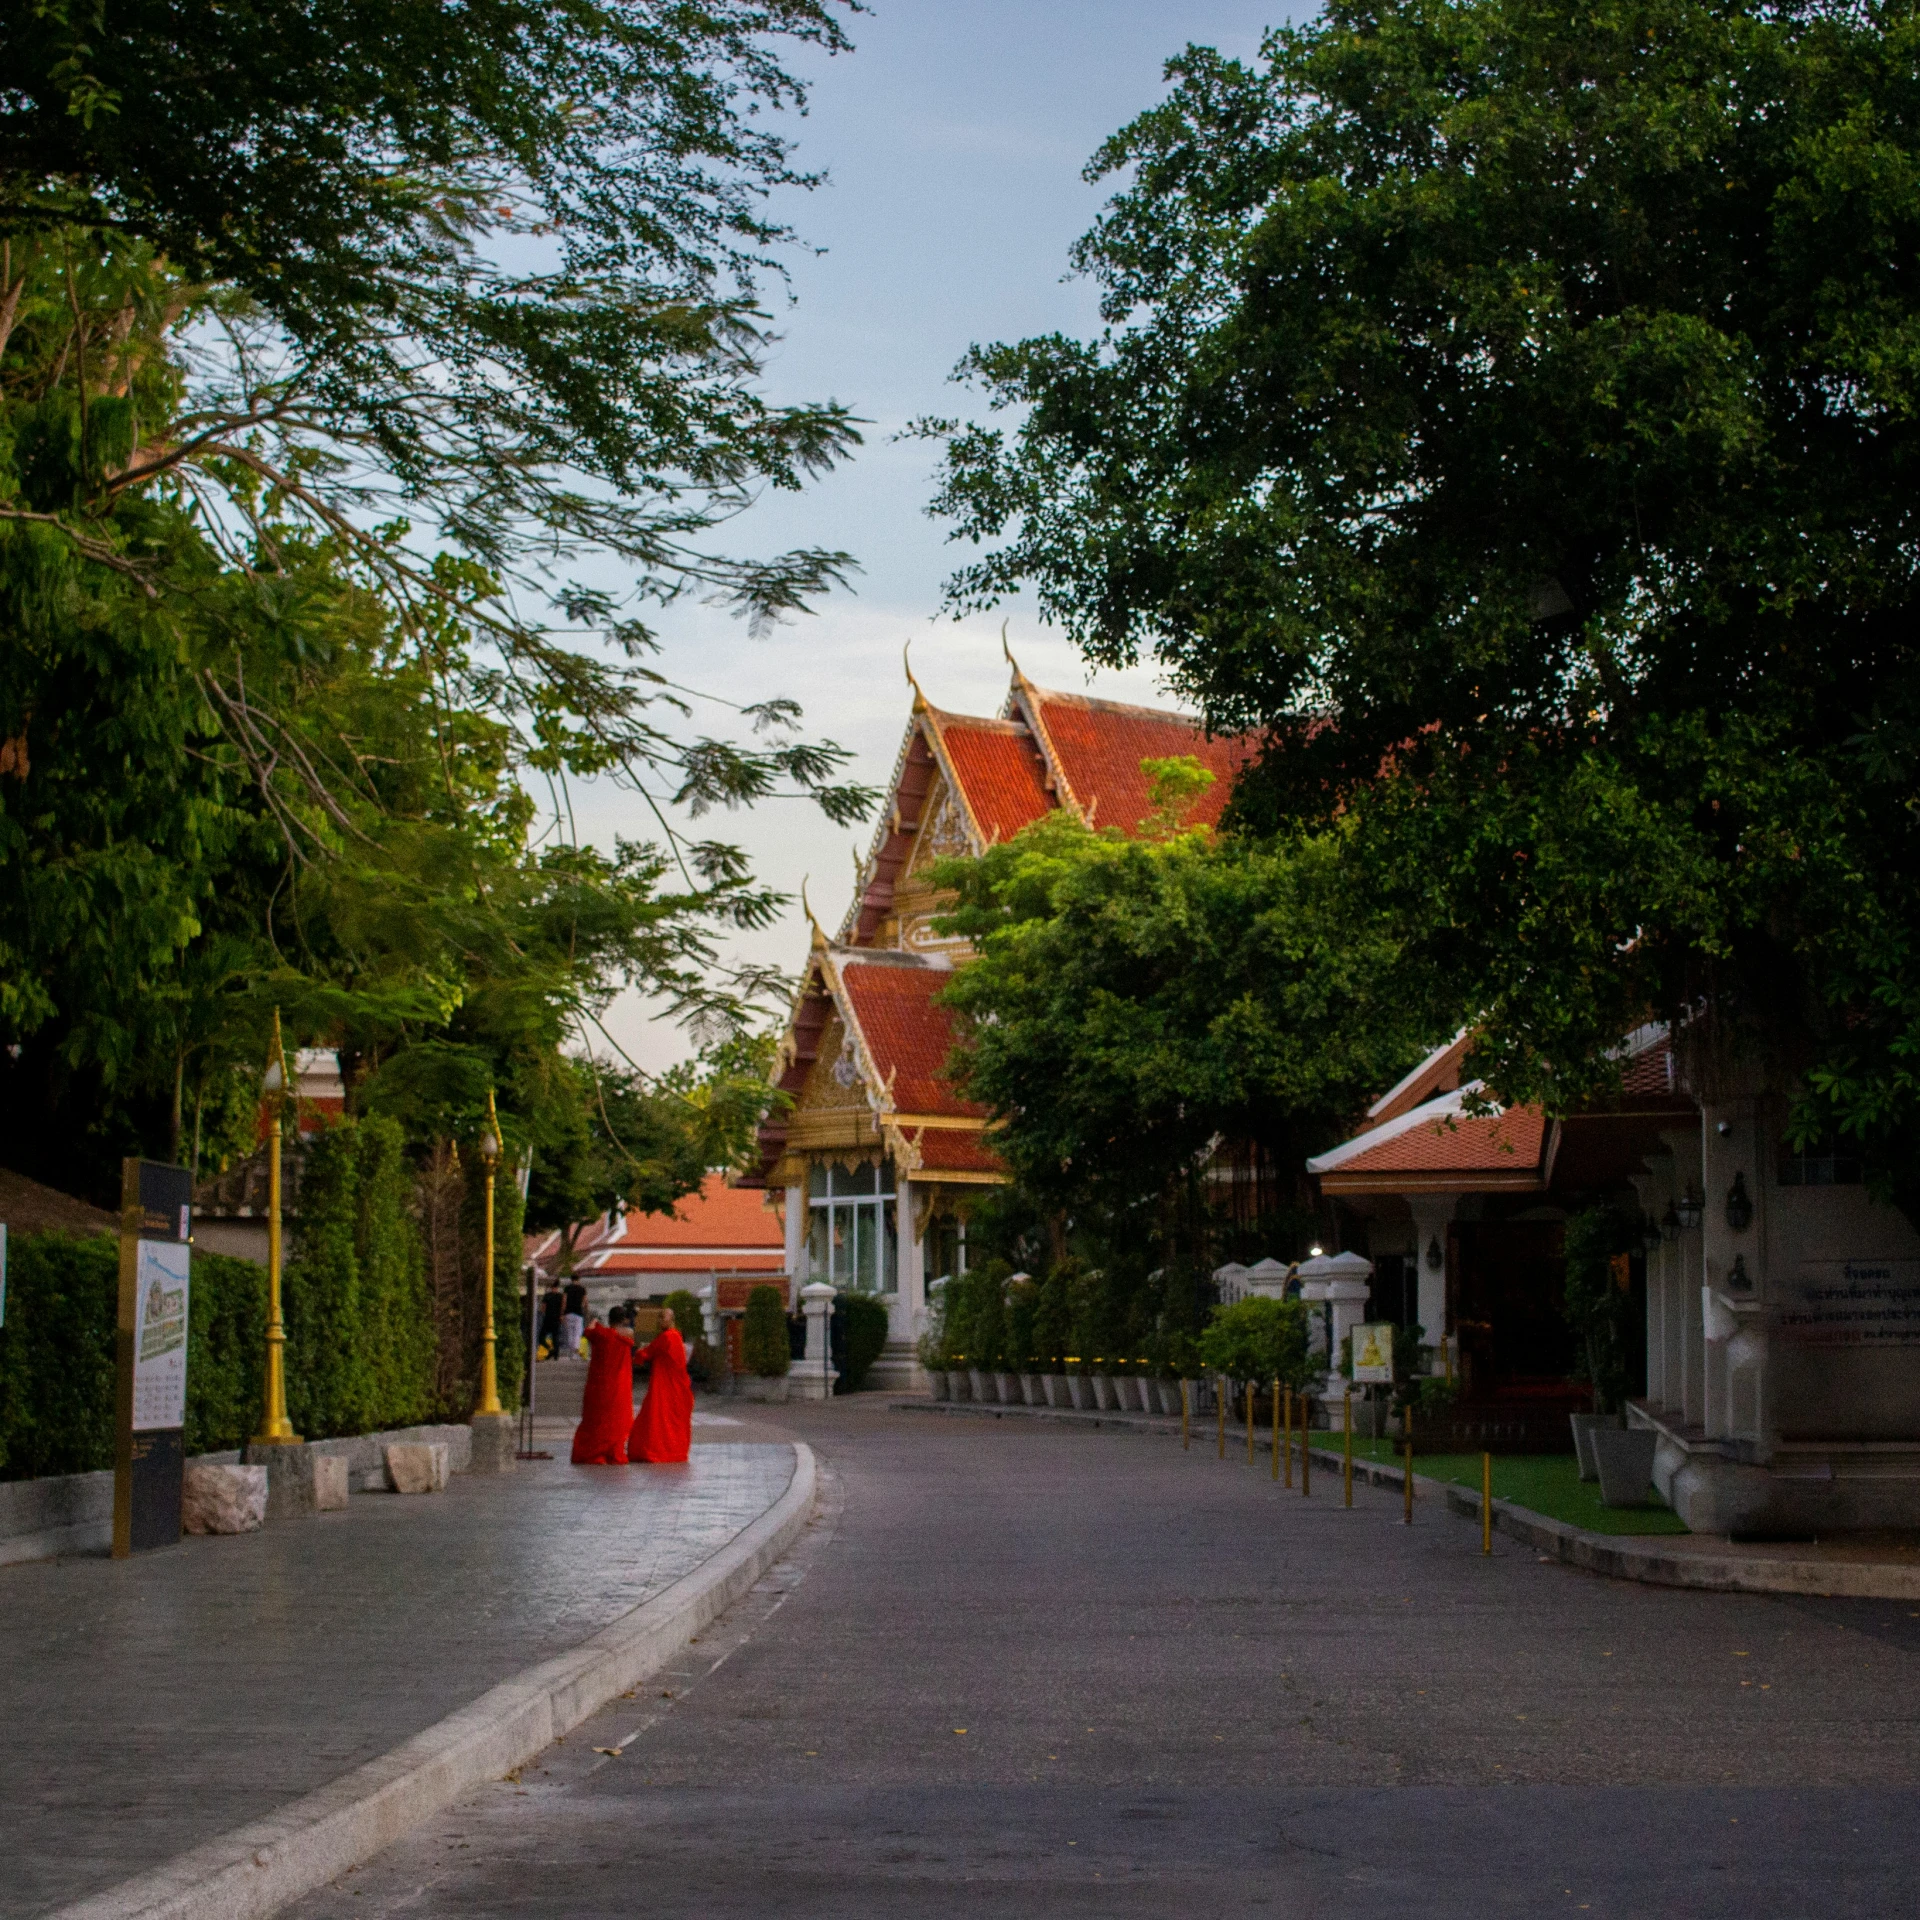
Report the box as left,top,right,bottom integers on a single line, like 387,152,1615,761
468,1412,518,1475
244,1441,317,1521
385,1442,449,1494
181,1464,268,1535
312,1453,350,1511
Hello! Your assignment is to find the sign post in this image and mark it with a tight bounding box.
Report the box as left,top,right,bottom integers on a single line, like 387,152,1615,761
114,1160,193,1557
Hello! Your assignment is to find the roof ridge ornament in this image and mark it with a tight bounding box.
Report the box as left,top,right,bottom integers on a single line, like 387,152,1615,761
800,877,829,951
904,638,929,712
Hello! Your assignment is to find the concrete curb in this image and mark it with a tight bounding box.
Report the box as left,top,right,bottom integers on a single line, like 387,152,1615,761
893,1398,1920,1600
51,1442,818,1920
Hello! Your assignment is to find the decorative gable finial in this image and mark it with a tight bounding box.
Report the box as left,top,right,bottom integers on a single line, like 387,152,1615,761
904,638,928,712
800,877,828,950
1000,619,1031,689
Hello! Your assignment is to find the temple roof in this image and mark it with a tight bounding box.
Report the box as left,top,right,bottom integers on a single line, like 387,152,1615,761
925,709,1055,845
527,1174,785,1278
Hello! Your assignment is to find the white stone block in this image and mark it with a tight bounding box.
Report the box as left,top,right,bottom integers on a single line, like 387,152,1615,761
182,1464,268,1535
312,1454,350,1510
384,1442,450,1494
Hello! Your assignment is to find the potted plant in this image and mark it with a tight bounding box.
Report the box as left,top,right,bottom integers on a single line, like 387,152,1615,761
1563,1208,1639,1485
738,1284,791,1403
1035,1267,1073,1407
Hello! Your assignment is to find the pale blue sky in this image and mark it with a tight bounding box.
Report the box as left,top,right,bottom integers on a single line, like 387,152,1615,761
584,0,1298,1066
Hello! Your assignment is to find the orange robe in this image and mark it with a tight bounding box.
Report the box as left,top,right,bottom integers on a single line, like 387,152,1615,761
628,1328,693,1464
571,1324,634,1464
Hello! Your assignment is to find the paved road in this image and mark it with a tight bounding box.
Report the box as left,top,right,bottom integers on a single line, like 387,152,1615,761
0,1427,794,1918
292,1401,1920,1918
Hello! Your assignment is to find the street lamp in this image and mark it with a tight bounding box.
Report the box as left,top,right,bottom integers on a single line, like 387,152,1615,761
474,1089,504,1419
254,1010,300,1445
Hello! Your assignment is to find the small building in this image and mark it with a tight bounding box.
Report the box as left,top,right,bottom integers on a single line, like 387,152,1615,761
1307,1024,1920,1533
525,1175,787,1330
740,659,1258,1390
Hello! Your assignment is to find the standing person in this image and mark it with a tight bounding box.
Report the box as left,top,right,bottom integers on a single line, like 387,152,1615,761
561,1276,587,1358
538,1280,564,1359
571,1308,636,1465
628,1307,693,1465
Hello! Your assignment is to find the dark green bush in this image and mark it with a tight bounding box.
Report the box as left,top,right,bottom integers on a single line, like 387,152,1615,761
661,1287,718,1384
0,1231,271,1478
741,1284,790,1377
836,1291,891,1392
1199,1297,1313,1390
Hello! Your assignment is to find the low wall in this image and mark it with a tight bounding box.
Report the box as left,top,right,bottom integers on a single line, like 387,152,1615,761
0,1423,478,1567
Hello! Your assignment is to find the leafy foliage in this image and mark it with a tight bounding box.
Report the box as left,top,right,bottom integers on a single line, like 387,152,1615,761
835,1290,890,1392
927,0,1920,1207
741,1282,790,1377
1562,1206,1640,1414
1198,1296,1313,1391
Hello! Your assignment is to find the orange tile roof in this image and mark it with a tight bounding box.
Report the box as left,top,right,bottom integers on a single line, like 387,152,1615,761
909,1128,1005,1176
1024,689,1256,834
931,712,1054,845
837,957,984,1119
606,1174,784,1247
585,1251,787,1274
1333,1107,1548,1180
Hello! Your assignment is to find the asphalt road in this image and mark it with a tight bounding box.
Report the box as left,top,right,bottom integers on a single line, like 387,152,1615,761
290,1400,1920,1918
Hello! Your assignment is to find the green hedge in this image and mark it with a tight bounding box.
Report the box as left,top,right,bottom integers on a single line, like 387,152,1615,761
286,1119,441,1438
836,1292,890,1393
0,1230,269,1479
741,1284,790,1377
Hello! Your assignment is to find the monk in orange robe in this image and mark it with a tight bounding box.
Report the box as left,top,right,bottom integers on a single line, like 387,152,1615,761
629,1308,693,1464
571,1308,635,1465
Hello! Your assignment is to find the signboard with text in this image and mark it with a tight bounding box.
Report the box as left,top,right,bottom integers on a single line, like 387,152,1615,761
1778,1260,1920,1347
114,1161,193,1556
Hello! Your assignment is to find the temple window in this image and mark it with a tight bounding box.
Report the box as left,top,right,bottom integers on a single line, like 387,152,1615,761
1777,1137,1863,1186
807,1159,899,1293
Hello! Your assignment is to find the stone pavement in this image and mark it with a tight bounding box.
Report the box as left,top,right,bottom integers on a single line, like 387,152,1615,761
0,1421,796,1919
290,1397,1920,1919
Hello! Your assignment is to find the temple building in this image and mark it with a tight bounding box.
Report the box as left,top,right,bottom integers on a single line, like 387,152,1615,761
739,658,1255,1390
1307,1024,1920,1534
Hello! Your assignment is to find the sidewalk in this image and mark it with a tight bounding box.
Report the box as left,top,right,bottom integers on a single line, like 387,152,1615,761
1,1423,800,1918
896,1396,1920,1599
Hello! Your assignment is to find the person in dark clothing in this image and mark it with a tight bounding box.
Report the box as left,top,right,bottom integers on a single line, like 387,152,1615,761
538,1283,564,1359
561,1278,588,1358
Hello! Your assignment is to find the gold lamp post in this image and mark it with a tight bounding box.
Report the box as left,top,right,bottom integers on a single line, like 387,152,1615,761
254,1010,300,1445
474,1089,504,1418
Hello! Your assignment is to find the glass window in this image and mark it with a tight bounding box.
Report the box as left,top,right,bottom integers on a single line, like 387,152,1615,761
805,1160,898,1293
1778,1138,1863,1186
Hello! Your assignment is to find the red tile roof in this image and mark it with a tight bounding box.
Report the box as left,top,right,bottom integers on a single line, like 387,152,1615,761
836,957,984,1119
908,1128,1005,1176
1022,688,1256,835
528,1174,784,1269
1335,1107,1547,1176
931,712,1054,845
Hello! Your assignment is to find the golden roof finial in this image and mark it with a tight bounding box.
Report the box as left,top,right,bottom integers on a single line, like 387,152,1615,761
800,876,828,950
1000,619,1032,689
904,637,929,713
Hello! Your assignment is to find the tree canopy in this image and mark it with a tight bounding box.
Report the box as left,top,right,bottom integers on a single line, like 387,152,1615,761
0,3,867,1209
929,0,1920,1206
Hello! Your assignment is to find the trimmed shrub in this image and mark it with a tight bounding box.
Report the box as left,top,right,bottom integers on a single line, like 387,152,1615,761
741,1284,790,1377
0,1231,272,1478
836,1291,891,1393
661,1287,718,1384
1199,1296,1313,1390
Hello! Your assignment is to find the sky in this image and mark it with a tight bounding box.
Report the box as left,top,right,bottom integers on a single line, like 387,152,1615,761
580,0,1297,1069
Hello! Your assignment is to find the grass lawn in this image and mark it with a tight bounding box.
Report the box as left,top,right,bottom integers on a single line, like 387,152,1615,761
1303,1433,1691,1536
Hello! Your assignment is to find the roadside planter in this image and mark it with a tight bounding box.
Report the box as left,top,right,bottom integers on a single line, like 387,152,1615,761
1156,1379,1183,1416
1592,1426,1659,1507
1022,1373,1046,1405
1570,1411,1624,1481
1067,1375,1092,1410
928,1369,950,1401
1045,1375,1070,1408
995,1370,1021,1404
737,1374,790,1404
969,1367,992,1403
945,1369,970,1401
1091,1374,1119,1411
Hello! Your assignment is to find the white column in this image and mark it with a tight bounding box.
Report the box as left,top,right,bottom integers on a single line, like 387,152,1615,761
900,1178,927,1346
783,1181,806,1308
1406,1198,1455,1360
794,1281,838,1401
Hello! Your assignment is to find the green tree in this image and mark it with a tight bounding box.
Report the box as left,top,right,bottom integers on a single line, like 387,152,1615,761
929,0,1920,1208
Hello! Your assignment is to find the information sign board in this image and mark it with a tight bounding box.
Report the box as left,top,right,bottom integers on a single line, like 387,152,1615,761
1350,1321,1396,1384
114,1160,193,1557
1779,1260,1920,1347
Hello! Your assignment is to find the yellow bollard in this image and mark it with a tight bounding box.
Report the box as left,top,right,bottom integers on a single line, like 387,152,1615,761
1181,1377,1190,1451
1246,1381,1255,1465
1404,1438,1414,1525
1217,1378,1225,1459
1482,1451,1494,1555
1271,1376,1280,1480
1283,1387,1293,1487
1301,1405,1310,1497
1343,1390,1354,1508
